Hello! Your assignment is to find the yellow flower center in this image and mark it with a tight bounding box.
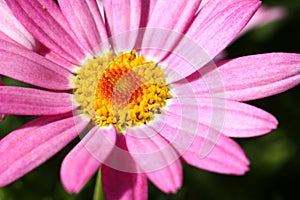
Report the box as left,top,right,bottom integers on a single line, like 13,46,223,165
73,50,171,132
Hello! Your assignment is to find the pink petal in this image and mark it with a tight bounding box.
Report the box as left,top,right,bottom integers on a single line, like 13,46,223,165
103,0,141,35
102,165,148,200
102,0,141,51
163,0,261,83
150,100,249,174
0,0,38,50
0,86,73,116
61,126,116,193
0,40,73,90
241,6,287,35
165,96,278,138
146,0,201,32
217,53,300,101
182,128,250,175
5,0,86,64
126,125,182,193
58,0,107,54
187,0,260,58
198,4,287,60
145,160,182,194
0,114,89,187
187,53,300,101
140,0,201,60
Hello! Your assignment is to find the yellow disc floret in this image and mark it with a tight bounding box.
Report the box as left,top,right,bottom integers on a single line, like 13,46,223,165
73,50,171,132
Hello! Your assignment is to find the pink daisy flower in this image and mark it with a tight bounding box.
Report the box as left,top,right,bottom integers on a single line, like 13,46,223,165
0,0,299,200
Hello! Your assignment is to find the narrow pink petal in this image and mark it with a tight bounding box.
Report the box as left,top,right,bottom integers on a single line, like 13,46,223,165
0,86,73,116
182,129,250,175
0,114,89,187
61,126,116,193
126,125,182,193
5,0,86,64
185,53,300,101
58,0,107,54
217,53,300,101
146,0,201,32
140,0,201,60
187,0,260,58
149,109,249,174
0,40,73,90
172,53,300,101
103,0,141,35
164,96,278,137
0,0,38,50
146,160,182,194
241,6,287,35
163,0,261,83
102,0,142,51
197,4,286,60
102,165,148,200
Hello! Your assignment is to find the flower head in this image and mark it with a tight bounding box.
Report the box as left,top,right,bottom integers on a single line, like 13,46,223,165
0,0,299,200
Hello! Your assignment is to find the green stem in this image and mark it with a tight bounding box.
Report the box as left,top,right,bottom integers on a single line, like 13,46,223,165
93,168,105,200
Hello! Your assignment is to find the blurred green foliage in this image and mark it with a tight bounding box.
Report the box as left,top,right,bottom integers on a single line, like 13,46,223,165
0,0,299,199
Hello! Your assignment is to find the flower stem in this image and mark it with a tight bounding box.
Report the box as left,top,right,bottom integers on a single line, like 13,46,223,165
93,168,105,200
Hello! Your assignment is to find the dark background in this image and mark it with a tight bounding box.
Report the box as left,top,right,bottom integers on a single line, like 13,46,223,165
0,0,299,199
